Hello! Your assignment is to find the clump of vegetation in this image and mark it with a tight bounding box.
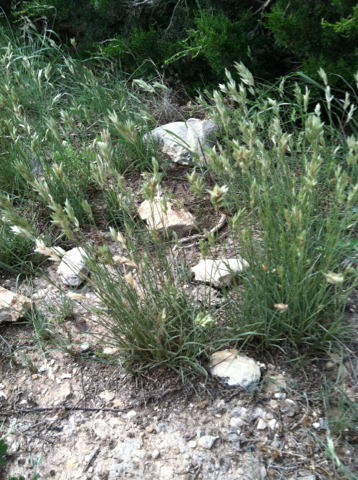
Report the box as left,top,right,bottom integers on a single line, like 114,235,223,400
0,217,42,273
1,8,358,477
6,0,358,91
194,63,358,347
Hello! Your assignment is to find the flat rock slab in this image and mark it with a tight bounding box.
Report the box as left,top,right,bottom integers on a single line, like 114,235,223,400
57,247,89,286
191,258,248,286
138,199,197,238
147,118,218,164
0,287,31,324
210,349,261,390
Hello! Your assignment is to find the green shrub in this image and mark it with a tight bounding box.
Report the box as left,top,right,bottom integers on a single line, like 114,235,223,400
265,0,358,84
0,21,158,232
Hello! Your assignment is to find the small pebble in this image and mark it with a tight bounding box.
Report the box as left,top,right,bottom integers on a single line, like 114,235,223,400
81,342,90,352
188,441,197,449
227,433,240,442
198,435,217,450
257,418,267,430
268,419,278,430
230,418,244,429
127,410,137,421
152,449,160,459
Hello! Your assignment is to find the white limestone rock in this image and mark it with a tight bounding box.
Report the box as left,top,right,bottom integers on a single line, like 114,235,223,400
191,258,248,286
57,247,89,286
190,285,224,306
138,199,197,238
99,390,115,403
210,349,261,390
256,418,267,430
198,435,217,450
146,118,219,164
0,287,31,324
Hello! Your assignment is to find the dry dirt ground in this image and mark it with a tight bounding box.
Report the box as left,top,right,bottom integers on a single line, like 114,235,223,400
1,286,358,480
1,167,358,480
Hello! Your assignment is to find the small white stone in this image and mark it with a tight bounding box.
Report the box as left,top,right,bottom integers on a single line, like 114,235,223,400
268,419,278,430
99,390,115,402
312,422,320,430
60,373,72,379
80,342,90,352
274,392,286,399
198,435,217,450
252,407,266,420
257,418,267,430
57,247,89,286
138,199,197,239
230,418,244,429
32,289,47,300
127,410,137,421
188,441,197,449
210,350,260,390
0,287,31,324
227,433,240,442
192,258,248,287
152,449,160,459
146,118,218,165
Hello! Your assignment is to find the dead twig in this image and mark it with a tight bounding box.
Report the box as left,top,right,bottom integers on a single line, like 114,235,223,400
5,405,132,415
253,0,272,15
173,214,227,251
83,447,100,473
193,464,202,480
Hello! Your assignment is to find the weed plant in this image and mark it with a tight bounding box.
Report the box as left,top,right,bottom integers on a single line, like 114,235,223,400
0,20,159,228
190,64,358,348
1,16,358,368
0,217,42,272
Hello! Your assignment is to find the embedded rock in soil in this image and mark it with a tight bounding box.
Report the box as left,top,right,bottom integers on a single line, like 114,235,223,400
138,199,197,238
99,390,115,403
0,287,31,324
198,435,218,450
263,373,287,395
146,118,218,164
210,349,261,390
57,247,89,286
190,285,224,306
191,258,248,287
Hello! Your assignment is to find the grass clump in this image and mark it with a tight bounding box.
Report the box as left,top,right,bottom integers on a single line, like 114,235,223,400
1,14,358,374
0,20,159,228
193,63,358,348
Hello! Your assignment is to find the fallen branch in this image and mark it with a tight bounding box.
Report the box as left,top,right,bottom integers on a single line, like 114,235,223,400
2,387,183,417
2,406,132,415
173,213,227,251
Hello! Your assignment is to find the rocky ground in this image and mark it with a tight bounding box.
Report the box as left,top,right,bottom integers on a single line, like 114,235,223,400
1,289,358,479
1,122,358,479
